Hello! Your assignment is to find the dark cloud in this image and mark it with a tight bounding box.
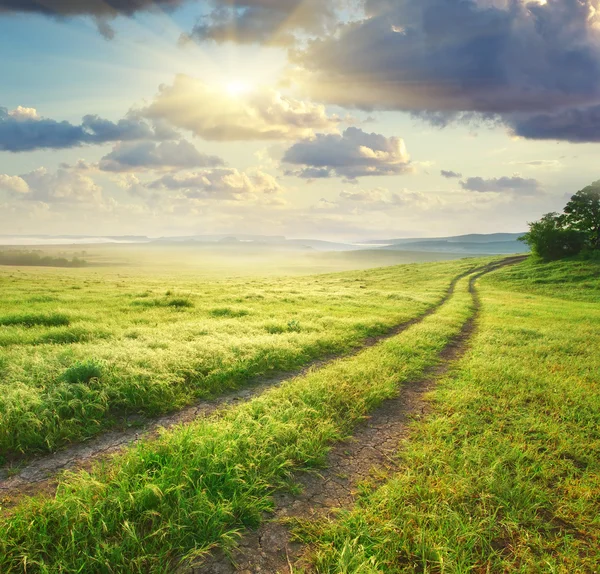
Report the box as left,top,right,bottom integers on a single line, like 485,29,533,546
292,0,600,142
0,1,189,38
441,170,462,179
0,107,174,152
99,140,225,172
183,0,337,46
94,17,116,40
283,127,412,180
460,176,540,194
509,104,600,142
0,0,185,17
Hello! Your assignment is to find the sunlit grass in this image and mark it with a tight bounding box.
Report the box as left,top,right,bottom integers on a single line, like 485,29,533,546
300,258,600,572
0,272,478,572
0,259,478,457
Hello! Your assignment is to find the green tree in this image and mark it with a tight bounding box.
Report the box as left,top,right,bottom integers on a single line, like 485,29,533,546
563,181,600,249
519,213,585,261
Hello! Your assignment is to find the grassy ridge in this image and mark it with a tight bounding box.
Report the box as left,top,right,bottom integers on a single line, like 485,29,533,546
0,260,476,458
302,259,600,572
0,273,478,573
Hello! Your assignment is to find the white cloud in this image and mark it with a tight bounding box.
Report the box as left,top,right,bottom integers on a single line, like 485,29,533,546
0,174,30,194
142,75,340,142
8,106,39,120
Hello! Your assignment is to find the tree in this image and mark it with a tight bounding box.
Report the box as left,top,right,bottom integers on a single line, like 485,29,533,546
519,213,585,261
563,181,600,249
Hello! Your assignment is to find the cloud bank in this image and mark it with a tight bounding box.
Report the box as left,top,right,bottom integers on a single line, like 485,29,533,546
0,0,186,15
292,0,600,142
0,107,175,152
0,0,190,38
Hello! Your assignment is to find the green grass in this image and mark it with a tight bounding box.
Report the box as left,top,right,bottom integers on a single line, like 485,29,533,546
490,256,600,303
0,259,478,457
0,313,71,328
0,272,478,573
300,257,600,573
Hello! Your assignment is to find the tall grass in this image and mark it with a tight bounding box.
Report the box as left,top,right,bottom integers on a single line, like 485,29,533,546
0,274,477,573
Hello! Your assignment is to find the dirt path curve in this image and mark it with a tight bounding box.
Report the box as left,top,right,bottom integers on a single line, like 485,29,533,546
192,257,526,574
0,262,489,508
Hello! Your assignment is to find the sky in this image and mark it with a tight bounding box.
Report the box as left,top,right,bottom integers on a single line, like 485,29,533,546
1,0,600,241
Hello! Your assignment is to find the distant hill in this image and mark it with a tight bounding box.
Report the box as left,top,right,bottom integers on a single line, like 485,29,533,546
367,233,528,255
366,233,525,245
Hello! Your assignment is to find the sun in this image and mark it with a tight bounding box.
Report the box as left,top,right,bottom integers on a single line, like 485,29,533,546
226,80,252,96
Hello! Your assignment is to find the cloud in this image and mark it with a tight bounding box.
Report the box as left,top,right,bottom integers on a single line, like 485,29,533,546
441,170,462,179
460,176,541,194
149,167,283,200
99,140,225,172
142,75,339,141
0,106,176,152
509,104,600,142
0,167,104,205
0,0,187,15
291,0,600,142
282,127,412,180
8,106,39,120
0,174,29,194
0,0,192,38
183,0,337,46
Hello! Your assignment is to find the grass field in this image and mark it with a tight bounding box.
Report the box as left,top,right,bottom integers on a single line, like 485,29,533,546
0,265,480,572
0,254,598,573
299,257,600,572
0,258,477,458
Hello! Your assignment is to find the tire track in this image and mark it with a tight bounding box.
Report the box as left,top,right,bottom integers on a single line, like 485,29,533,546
0,262,492,508
192,257,525,573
